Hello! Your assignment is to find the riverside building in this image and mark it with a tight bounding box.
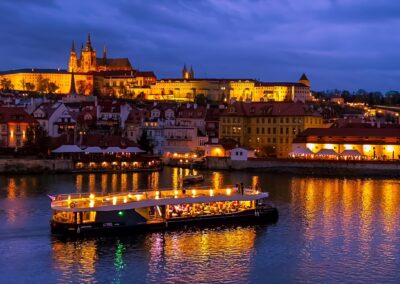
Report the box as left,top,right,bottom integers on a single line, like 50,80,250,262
219,101,323,158
292,128,400,160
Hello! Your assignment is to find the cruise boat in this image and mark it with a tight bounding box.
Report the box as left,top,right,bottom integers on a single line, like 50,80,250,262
182,174,205,184
49,185,278,236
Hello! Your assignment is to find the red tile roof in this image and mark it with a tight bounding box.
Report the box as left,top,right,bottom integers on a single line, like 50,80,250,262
0,107,37,124
221,102,320,117
294,127,400,144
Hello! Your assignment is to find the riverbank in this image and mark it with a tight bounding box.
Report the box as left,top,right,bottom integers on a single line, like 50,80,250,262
206,157,400,177
0,158,73,174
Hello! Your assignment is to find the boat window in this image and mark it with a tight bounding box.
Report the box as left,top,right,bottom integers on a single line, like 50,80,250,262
166,201,255,219
53,211,75,224
82,211,97,223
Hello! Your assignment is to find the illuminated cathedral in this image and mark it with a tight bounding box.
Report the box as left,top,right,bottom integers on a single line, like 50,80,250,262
68,34,133,73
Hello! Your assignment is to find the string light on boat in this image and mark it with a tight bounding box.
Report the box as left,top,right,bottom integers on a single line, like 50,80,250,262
128,193,132,199
155,191,160,199
226,188,232,196
192,189,196,197
67,195,71,206
123,197,127,203
113,196,117,205
89,193,95,199
174,190,178,198
89,200,94,208
135,194,142,201
209,189,214,197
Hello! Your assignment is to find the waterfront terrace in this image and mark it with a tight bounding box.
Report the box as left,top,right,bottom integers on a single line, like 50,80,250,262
292,127,400,160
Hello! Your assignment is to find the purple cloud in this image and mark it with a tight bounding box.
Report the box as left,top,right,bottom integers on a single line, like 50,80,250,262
0,0,399,91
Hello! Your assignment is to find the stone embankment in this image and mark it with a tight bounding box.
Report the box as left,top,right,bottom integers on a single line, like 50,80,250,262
0,159,73,174
206,157,400,177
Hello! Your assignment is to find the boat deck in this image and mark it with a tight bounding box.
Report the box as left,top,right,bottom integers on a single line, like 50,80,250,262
51,186,265,212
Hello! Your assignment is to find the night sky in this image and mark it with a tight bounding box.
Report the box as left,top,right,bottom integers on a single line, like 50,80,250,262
1,0,400,91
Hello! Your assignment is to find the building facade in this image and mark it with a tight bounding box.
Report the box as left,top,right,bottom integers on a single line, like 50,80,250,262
219,102,323,158
0,107,38,148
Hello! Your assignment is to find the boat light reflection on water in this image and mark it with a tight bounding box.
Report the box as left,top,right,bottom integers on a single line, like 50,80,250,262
51,226,258,284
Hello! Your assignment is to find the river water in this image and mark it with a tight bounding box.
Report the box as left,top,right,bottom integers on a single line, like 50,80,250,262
0,167,399,283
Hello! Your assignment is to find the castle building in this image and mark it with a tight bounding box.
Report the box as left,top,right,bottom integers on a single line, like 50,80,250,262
145,66,313,103
68,34,133,73
0,34,313,103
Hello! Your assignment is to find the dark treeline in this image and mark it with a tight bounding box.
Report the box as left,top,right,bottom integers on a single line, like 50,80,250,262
313,89,400,106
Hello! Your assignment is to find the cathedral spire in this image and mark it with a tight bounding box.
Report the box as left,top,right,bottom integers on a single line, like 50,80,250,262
182,64,188,79
69,71,77,95
71,40,76,53
86,33,92,50
103,46,107,65
189,65,194,79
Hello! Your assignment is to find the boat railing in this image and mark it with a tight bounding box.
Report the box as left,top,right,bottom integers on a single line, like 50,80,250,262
51,185,261,210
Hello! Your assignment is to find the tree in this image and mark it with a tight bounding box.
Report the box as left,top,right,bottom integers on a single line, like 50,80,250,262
36,75,49,93
0,78,13,91
24,125,50,155
47,82,59,94
25,82,35,92
136,131,153,154
194,94,207,106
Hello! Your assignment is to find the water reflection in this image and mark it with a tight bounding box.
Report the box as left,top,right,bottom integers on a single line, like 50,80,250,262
51,226,259,284
52,239,98,283
290,177,400,282
1,170,400,282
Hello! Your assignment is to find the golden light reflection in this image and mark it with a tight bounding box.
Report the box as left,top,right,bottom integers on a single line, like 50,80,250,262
132,173,139,191
251,176,260,189
101,174,108,193
148,172,160,190
121,173,127,192
360,179,374,256
52,240,97,282
212,172,222,190
89,174,95,193
147,228,256,283
76,175,83,192
291,177,400,267
111,174,117,192
172,167,179,190
7,178,16,200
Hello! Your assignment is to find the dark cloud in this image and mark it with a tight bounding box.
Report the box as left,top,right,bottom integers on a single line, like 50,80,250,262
0,0,399,91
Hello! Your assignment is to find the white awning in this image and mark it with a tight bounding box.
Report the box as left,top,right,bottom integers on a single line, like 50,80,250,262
341,149,362,157
289,147,314,155
123,147,145,153
104,147,124,153
84,146,104,154
52,145,83,153
315,149,338,156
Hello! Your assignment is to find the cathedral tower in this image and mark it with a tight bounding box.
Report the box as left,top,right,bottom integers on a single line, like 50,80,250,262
68,41,78,72
189,65,194,79
182,64,194,80
80,33,97,72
